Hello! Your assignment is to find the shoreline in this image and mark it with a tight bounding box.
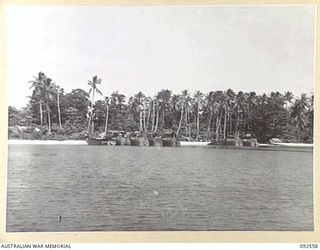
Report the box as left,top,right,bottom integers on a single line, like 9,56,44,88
8,139,87,145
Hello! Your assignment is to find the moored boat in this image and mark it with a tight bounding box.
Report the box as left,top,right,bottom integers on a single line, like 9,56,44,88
269,138,313,149
147,133,162,147
130,131,149,146
161,129,180,147
86,130,121,146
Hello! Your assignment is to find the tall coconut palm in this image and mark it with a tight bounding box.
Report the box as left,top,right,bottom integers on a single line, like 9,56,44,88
43,77,55,133
234,91,246,139
29,72,55,133
104,97,110,134
56,86,62,129
193,90,204,140
291,94,309,141
205,92,214,139
145,97,152,131
176,90,189,136
225,89,235,135
284,91,294,111
154,99,160,133
29,72,46,126
87,76,103,133
151,97,156,132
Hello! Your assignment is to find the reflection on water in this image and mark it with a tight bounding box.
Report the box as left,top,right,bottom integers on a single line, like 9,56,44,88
6,145,313,231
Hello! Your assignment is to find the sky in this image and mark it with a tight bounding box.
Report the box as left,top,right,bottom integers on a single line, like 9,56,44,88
6,5,316,108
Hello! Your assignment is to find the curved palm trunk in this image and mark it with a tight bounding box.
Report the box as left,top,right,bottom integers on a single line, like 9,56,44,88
139,109,143,132
87,90,95,132
235,110,240,139
57,88,62,129
46,97,51,133
154,102,159,132
176,103,184,136
143,103,146,132
228,108,232,135
184,106,189,137
151,100,155,132
215,113,219,140
104,105,109,134
146,102,151,132
207,109,213,139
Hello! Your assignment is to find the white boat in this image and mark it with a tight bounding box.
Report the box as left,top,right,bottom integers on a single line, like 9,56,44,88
270,142,313,147
269,138,313,148
180,141,211,147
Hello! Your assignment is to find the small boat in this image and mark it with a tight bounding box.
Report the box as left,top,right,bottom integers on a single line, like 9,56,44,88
161,129,180,147
147,133,162,147
269,138,313,148
115,131,130,146
130,131,149,146
86,131,119,146
180,141,211,147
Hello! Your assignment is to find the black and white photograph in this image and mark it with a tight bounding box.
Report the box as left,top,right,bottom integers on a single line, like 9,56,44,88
5,4,315,233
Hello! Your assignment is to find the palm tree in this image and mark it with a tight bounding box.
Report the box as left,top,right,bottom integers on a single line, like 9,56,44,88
291,94,310,140
87,76,103,133
226,89,235,135
29,72,46,126
43,77,55,133
283,91,294,133
56,86,62,129
284,91,294,111
176,90,189,136
145,97,152,132
156,89,172,130
193,90,204,140
154,99,160,133
205,92,214,139
29,72,55,133
234,91,246,139
104,97,110,134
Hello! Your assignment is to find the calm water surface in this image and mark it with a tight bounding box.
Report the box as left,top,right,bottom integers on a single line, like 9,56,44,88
6,145,313,231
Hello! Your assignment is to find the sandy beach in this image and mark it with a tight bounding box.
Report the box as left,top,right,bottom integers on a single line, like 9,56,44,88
8,139,87,145
8,140,212,147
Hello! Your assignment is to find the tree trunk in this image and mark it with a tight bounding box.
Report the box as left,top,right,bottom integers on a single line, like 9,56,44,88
146,101,151,132
154,102,159,132
176,103,184,136
207,109,213,139
57,88,62,129
151,100,155,132
139,109,143,132
218,111,223,140
104,104,109,134
235,110,240,139
184,106,189,138
215,113,219,140
223,107,227,140
143,103,146,132
39,101,43,126
46,98,51,133
162,110,165,128
87,90,95,131
228,107,232,135
91,118,94,134
196,100,200,140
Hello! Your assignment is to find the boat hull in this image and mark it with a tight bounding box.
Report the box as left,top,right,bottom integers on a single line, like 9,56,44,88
162,138,180,147
86,139,115,146
130,137,149,146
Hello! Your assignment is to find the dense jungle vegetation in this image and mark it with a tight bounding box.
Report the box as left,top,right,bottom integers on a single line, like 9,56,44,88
8,72,313,143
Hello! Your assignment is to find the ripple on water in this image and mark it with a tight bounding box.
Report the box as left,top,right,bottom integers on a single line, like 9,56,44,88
6,145,313,231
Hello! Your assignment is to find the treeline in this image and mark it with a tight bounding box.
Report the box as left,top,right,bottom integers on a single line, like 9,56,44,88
8,72,313,143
